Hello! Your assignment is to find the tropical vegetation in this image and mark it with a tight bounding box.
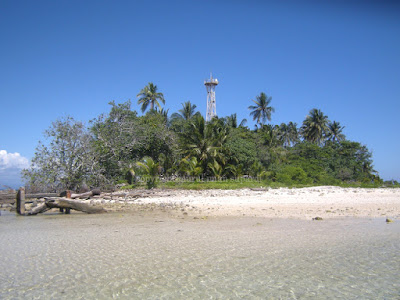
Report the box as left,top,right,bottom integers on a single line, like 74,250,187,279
23,83,383,191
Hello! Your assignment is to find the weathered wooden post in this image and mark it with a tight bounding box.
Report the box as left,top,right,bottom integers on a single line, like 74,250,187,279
58,190,72,213
16,187,26,215
65,190,71,214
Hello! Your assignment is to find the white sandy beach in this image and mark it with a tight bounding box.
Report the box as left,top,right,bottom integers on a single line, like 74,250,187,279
96,186,400,220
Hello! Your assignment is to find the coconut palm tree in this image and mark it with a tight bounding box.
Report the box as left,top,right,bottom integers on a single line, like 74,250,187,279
226,163,244,178
179,157,203,177
226,113,247,128
249,161,269,178
278,122,299,147
171,101,197,121
326,121,345,142
277,123,289,147
135,156,161,189
300,108,329,145
182,114,227,174
207,117,229,147
248,92,275,125
207,160,226,179
259,124,281,147
147,107,169,123
183,114,213,166
137,82,165,113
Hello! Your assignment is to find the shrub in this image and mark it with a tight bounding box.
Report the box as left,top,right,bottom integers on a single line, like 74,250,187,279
276,166,312,185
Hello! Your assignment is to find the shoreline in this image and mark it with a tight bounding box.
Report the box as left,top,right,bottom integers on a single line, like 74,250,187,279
2,186,399,220
95,186,400,220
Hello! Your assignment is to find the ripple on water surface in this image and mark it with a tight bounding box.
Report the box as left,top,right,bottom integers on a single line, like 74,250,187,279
1,211,399,299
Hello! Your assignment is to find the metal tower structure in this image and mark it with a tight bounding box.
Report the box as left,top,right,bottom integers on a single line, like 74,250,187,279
204,73,218,122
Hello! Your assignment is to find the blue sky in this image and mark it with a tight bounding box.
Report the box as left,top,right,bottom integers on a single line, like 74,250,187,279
1,0,399,187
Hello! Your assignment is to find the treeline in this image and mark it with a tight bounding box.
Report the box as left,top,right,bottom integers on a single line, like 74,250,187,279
23,83,381,191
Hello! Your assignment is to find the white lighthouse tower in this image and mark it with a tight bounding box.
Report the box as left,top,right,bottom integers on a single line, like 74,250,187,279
204,73,218,122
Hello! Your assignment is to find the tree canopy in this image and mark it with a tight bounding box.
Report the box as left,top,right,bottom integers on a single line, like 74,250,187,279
23,85,381,190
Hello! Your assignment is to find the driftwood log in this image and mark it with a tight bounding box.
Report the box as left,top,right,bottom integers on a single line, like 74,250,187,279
15,187,107,215
70,189,101,199
25,203,49,215
24,198,106,215
26,193,59,198
0,191,17,203
45,198,106,214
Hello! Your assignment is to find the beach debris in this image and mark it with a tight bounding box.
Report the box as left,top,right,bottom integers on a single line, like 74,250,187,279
250,188,267,191
386,218,394,223
0,188,17,204
312,217,323,221
70,189,101,199
15,187,107,215
40,198,106,215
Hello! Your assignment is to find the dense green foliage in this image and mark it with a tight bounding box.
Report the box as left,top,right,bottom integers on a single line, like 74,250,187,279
23,85,383,191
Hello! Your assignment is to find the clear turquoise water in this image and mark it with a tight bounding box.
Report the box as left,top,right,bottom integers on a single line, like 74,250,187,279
1,211,399,299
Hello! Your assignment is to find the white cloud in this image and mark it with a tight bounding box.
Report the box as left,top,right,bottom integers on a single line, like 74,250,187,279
0,150,29,188
0,150,29,170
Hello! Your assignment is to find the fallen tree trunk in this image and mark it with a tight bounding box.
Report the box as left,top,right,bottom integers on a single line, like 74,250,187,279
45,198,107,214
24,198,107,215
25,193,59,199
25,203,50,215
0,192,16,203
70,189,101,199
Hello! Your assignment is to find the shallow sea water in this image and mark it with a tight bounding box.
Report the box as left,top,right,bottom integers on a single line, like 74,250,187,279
1,210,399,299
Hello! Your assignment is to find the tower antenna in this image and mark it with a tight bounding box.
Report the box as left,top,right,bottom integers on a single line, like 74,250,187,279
204,73,218,122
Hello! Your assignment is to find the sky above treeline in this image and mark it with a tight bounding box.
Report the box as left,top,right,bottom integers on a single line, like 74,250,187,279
1,0,399,188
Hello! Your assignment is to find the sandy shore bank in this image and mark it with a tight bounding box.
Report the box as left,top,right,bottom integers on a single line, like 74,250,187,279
93,186,400,220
